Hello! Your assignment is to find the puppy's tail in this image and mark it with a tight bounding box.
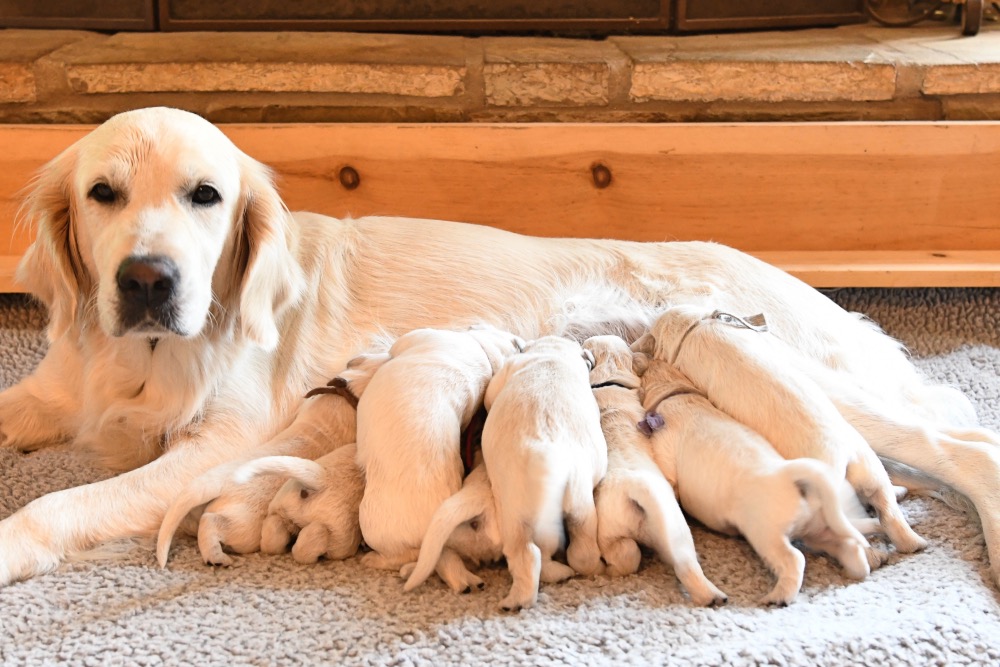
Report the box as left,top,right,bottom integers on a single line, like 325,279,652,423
403,477,490,593
785,458,870,547
231,455,327,491
156,459,246,568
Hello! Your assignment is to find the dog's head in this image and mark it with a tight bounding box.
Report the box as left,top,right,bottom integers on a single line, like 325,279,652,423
18,107,304,348
582,335,643,389
631,304,714,361
466,324,526,375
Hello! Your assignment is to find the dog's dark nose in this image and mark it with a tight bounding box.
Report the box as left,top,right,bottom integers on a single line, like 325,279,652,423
116,255,179,310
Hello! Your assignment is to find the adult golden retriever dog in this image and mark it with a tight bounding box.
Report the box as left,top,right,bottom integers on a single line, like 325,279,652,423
1,107,998,588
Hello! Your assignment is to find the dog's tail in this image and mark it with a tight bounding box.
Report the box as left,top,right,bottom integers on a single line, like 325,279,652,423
230,455,326,490
785,458,870,547
155,459,246,568
403,480,489,593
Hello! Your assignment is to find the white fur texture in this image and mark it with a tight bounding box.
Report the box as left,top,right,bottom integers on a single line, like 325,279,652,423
481,335,608,611
640,357,874,606
0,107,997,588
337,326,523,584
584,335,727,606
637,305,927,557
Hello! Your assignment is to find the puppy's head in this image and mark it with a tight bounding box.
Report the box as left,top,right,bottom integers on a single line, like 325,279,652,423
18,107,303,347
633,304,714,361
582,335,642,389
466,324,526,375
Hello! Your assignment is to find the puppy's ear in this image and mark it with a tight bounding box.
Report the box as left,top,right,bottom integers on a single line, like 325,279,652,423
631,352,650,377
16,147,88,341
233,155,305,350
630,332,655,355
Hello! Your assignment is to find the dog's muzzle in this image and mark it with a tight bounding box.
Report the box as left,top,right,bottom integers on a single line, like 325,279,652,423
115,254,183,335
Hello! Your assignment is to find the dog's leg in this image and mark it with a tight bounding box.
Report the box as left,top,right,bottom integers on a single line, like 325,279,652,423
845,455,927,555
499,530,542,612
260,515,295,554
601,536,642,578
0,339,82,451
564,479,604,577
744,531,807,607
290,523,330,564
197,513,235,566
0,426,253,585
432,548,485,594
635,477,728,607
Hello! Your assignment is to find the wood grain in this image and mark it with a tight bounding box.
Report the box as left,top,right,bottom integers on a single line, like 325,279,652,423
2,122,998,290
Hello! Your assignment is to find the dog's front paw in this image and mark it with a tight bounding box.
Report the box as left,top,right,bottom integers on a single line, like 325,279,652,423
0,386,70,452
0,512,64,586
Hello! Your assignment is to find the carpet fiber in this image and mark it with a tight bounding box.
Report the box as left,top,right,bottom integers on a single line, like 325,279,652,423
1,289,999,666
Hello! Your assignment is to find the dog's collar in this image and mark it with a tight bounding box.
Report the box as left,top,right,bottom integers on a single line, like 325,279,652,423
641,380,704,414
591,380,636,390
304,376,359,409
667,310,768,365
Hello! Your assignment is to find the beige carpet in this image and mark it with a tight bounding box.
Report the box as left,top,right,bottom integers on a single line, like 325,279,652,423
1,288,999,666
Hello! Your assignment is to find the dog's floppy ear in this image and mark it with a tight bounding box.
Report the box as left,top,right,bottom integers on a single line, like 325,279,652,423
631,351,651,377
16,147,88,341
233,155,305,350
630,332,655,356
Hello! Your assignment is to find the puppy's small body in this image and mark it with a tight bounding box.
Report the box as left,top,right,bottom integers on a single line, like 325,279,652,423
481,335,607,611
639,305,925,557
641,358,872,605
584,335,726,606
339,326,523,592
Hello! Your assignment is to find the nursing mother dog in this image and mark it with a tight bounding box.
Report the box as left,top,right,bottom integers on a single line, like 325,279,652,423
0,106,998,590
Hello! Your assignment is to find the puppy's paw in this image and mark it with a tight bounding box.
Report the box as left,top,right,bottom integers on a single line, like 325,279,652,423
539,560,576,584
759,585,798,607
686,582,729,608
0,389,69,452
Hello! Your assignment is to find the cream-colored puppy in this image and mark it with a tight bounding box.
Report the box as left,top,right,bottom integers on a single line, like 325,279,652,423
401,456,503,594
247,445,364,564
640,356,873,605
583,335,727,607
336,325,524,594
481,335,607,611
155,391,356,566
636,305,926,557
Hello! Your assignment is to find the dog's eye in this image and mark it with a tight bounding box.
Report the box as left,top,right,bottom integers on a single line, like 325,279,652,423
88,183,117,204
469,520,480,531
191,185,221,207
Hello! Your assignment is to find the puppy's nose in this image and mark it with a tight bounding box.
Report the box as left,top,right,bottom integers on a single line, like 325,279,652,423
116,255,179,310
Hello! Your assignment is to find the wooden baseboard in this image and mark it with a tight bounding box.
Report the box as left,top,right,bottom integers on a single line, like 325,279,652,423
3,121,999,291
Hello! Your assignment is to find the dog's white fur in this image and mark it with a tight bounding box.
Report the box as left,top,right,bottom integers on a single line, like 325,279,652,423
639,355,873,605
584,335,727,606
401,457,503,594
481,335,607,611
336,326,523,593
1,107,998,589
635,305,926,557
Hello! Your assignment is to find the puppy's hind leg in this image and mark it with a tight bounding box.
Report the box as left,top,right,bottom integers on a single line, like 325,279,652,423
499,526,543,612
433,548,485,594
742,523,806,606
634,476,727,607
846,455,927,554
564,476,604,577
197,513,234,566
